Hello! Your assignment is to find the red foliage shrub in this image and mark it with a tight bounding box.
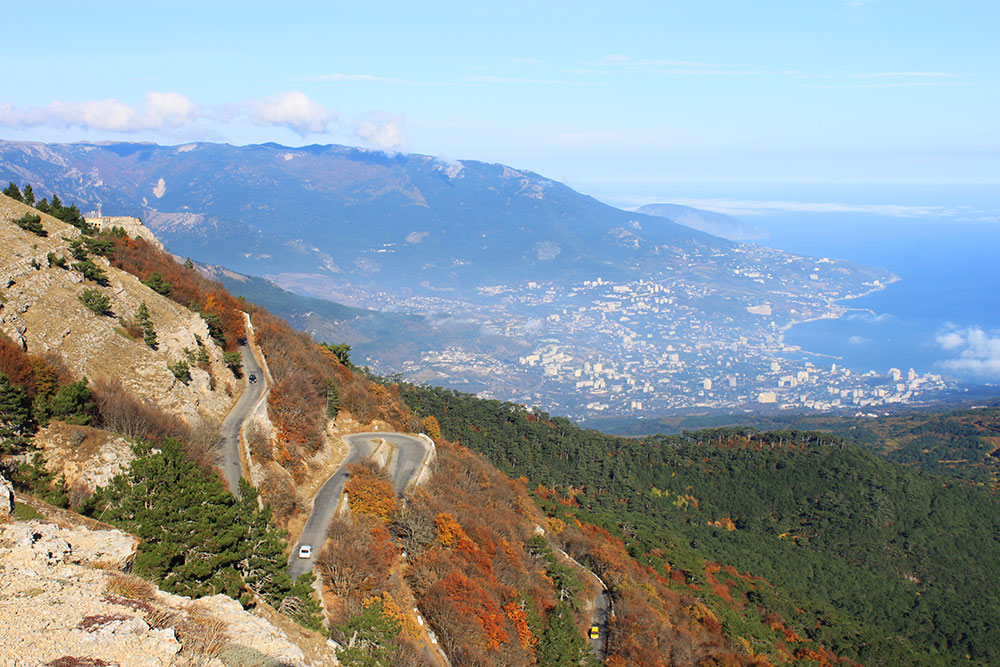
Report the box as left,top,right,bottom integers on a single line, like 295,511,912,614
0,332,34,392
106,237,244,350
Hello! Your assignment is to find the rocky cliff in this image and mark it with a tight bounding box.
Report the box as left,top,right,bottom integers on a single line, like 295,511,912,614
0,194,238,432
0,516,339,666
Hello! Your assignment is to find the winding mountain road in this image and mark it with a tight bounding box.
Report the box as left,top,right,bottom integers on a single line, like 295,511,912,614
553,543,611,661
288,432,432,579
217,327,267,498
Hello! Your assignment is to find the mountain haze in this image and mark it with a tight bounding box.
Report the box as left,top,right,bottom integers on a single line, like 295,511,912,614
0,140,718,294
638,203,769,241
0,140,913,418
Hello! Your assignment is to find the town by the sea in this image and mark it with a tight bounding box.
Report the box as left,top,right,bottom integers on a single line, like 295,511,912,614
614,183,1000,391
739,184,996,387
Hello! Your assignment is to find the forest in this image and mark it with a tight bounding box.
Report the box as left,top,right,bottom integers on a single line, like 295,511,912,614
400,383,1000,665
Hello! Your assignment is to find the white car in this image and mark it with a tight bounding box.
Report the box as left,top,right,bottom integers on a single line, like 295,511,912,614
298,545,312,559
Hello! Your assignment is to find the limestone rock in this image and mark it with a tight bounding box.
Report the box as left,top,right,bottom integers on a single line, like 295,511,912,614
0,473,13,518
0,519,337,666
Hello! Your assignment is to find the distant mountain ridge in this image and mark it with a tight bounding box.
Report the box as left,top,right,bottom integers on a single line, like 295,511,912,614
0,139,909,417
638,202,769,241
0,140,722,295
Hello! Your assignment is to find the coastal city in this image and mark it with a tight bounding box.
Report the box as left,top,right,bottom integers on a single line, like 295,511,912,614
355,243,955,419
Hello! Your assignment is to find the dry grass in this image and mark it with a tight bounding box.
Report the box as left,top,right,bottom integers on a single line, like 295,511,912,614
176,610,230,660
87,558,124,571
105,572,155,601
143,605,179,630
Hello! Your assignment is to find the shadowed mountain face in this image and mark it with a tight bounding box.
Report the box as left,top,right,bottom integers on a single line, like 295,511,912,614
0,140,722,295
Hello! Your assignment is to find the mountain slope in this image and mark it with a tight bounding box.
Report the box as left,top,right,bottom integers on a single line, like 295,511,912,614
0,194,239,431
0,140,719,290
401,382,1000,665
0,141,909,418
638,203,769,241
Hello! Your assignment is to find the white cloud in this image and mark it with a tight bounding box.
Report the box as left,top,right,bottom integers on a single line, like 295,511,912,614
656,197,962,218
0,92,201,132
595,55,789,76
0,91,405,146
848,335,871,345
846,311,896,324
244,91,336,135
354,112,407,153
462,75,585,85
299,72,409,84
935,327,1000,377
855,71,957,78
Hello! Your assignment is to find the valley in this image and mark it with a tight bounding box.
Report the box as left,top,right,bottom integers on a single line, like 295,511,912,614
0,139,959,419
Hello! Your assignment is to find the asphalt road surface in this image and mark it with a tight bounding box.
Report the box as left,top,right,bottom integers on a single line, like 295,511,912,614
217,341,266,497
288,432,431,579
589,588,611,661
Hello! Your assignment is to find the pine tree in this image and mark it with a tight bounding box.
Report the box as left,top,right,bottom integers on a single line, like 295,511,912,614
84,442,322,627
49,379,95,425
536,602,592,667
335,597,401,667
137,302,158,349
142,272,172,297
3,181,22,201
327,380,340,417
0,372,33,453
22,184,34,206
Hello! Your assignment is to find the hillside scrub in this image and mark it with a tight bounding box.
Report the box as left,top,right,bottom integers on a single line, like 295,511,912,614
83,440,322,629
245,306,413,479
400,383,1000,665
102,235,245,351
398,440,603,667
0,333,95,454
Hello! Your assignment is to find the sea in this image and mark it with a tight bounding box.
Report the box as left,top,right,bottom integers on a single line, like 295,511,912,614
610,183,1000,385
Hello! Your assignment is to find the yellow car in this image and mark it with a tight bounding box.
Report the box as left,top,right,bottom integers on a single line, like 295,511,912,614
589,625,600,640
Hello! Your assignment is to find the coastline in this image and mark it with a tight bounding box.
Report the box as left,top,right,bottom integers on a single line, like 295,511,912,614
776,274,900,355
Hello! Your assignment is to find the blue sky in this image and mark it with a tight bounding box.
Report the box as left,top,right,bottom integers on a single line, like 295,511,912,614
0,1,997,195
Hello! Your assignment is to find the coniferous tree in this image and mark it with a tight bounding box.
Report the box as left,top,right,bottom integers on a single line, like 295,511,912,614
48,379,95,425
0,372,33,453
142,272,172,297
136,302,158,349
327,380,340,417
22,184,34,205
335,597,401,667
536,601,592,667
3,181,22,201
85,441,321,627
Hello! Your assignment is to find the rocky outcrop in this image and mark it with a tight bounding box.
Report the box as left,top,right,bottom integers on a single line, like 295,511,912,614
87,215,164,250
3,520,137,570
34,423,136,493
0,519,339,666
0,473,13,518
0,195,240,432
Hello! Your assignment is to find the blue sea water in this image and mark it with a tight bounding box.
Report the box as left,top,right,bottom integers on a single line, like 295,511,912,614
738,185,1000,381
604,182,1000,382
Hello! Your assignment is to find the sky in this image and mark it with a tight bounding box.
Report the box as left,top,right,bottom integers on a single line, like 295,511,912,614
0,0,996,197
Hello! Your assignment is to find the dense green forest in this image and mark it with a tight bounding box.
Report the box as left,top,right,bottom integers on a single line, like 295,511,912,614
400,384,1000,665
591,405,1000,486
